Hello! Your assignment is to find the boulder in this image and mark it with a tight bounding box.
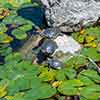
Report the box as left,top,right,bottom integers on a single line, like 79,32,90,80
53,34,81,62
41,0,100,32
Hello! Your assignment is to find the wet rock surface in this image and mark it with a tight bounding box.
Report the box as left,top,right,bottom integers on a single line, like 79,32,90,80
42,0,100,32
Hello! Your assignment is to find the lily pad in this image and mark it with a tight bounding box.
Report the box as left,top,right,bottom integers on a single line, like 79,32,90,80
58,80,83,96
65,55,88,69
3,15,17,24
5,52,22,63
79,70,100,83
80,48,100,61
19,24,33,32
39,69,56,82
78,73,94,86
11,28,27,40
24,83,56,100
80,85,100,100
0,23,8,32
8,0,31,7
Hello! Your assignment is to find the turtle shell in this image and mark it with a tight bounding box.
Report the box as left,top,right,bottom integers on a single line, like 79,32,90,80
48,59,64,69
41,39,58,55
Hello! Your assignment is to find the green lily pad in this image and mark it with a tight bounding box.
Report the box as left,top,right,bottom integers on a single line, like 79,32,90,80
80,85,100,100
0,44,12,56
7,77,30,95
8,0,31,7
55,69,66,81
58,80,83,96
5,52,22,63
0,0,8,6
64,68,76,79
13,16,32,25
65,55,88,69
39,69,56,82
5,93,27,100
80,48,100,61
16,61,40,76
19,24,33,32
0,23,8,32
79,70,100,83
11,28,27,40
24,83,56,100
0,34,8,42
3,15,17,24
78,73,94,86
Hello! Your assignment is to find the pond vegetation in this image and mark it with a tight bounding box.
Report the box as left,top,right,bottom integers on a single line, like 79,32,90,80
0,0,100,100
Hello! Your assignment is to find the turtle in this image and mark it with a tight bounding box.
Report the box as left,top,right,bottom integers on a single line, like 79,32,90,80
47,59,64,69
33,39,58,64
41,39,58,55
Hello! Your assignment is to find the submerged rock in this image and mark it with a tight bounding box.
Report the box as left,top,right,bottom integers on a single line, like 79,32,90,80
42,0,100,32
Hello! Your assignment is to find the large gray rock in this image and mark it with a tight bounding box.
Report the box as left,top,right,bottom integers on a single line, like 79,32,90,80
41,0,100,32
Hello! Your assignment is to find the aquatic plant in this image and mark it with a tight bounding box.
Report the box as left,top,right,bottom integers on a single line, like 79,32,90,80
0,0,100,100
0,52,100,100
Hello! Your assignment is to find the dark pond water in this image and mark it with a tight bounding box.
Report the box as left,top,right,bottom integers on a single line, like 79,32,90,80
9,6,48,50
0,4,48,63
17,6,48,29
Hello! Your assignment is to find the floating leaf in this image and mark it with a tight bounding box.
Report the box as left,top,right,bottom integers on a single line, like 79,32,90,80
24,83,56,100
79,70,100,83
0,0,8,7
39,69,56,82
0,33,13,44
0,23,8,32
5,93,26,100
55,70,66,81
7,76,31,95
11,28,27,40
80,48,100,61
78,73,94,86
5,52,22,63
3,15,17,24
13,16,32,25
0,80,8,98
64,68,76,79
19,24,33,32
58,80,83,96
0,44,12,56
65,55,88,69
80,85,100,100
7,0,31,7
16,61,40,76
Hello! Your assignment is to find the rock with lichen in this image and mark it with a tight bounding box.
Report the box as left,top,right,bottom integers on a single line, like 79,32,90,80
41,0,100,32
